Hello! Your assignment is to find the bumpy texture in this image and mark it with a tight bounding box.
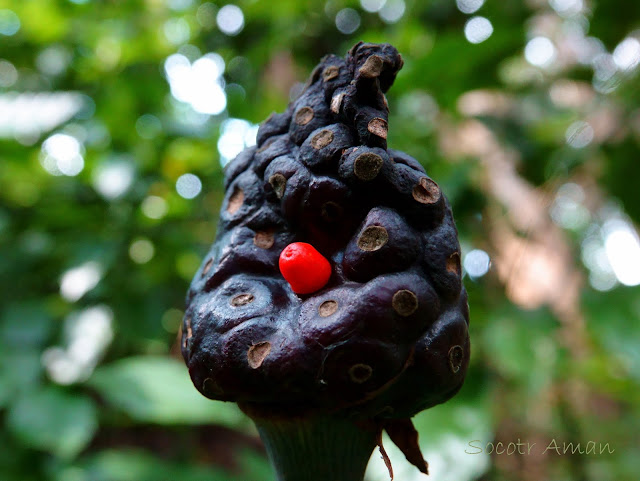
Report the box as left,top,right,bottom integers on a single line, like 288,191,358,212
182,42,470,419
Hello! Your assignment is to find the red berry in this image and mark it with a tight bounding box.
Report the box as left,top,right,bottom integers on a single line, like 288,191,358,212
279,242,332,294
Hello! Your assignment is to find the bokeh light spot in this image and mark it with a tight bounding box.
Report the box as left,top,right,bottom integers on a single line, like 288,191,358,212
549,0,584,16
464,249,491,278
565,120,594,148
129,238,155,264
0,59,18,87
360,0,386,13
217,118,258,166
197,3,218,28
464,16,493,44
550,183,590,230
41,133,85,177
524,37,557,67
60,262,102,302
216,4,244,36
168,0,193,11
335,8,361,34
176,173,202,199
456,0,484,14
163,18,191,45
43,305,114,385
0,9,20,36
612,37,640,71
141,196,169,219
164,53,227,115
603,219,640,286
92,159,135,200
36,46,72,76
379,0,405,23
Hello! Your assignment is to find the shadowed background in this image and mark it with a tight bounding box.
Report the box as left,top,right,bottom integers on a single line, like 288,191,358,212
0,0,639,480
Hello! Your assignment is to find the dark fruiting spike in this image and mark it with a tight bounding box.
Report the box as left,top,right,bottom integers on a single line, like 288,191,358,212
300,124,354,170
257,137,274,153
357,226,389,252
331,92,344,114
319,300,338,317
323,65,340,81
185,44,469,470
269,173,287,199
254,137,294,175
202,258,213,276
227,186,244,214
295,107,314,126
321,201,343,222
446,252,461,275
247,341,271,369
183,317,192,348
368,117,388,139
359,55,384,78
311,129,334,150
388,149,425,173
412,177,441,204
202,377,223,397
349,363,373,383
354,152,384,181
392,290,419,317
256,111,292,147
254,231,275,249
231,293,254,307
448,345,464,373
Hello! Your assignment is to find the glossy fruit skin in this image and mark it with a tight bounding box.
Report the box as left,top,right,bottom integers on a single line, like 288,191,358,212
279,242,332,294
182,42,470,420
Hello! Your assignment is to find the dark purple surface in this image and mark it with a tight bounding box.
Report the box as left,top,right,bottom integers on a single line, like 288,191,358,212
183,42,469,419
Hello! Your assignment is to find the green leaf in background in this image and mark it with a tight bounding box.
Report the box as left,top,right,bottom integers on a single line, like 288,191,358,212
1,301,53,348
72,449,274,481
87,356,247,428
0,374,10,408
6,387,98,459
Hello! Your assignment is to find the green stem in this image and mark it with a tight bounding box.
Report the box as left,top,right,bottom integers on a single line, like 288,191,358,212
249,412,380,481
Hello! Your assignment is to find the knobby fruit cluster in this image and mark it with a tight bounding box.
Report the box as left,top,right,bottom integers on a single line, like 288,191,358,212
182,42,469,445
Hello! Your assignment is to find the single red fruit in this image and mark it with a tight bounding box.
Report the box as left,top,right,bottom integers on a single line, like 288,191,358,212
279,242,332,294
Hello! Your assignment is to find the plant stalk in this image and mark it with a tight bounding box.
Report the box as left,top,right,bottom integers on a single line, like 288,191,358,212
248,411,380,481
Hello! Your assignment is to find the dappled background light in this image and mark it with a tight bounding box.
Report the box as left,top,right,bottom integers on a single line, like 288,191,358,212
175,173,202,199
335,8,361,34
42,306,114,385
92,158,135,200
464,249,491,278
0,9,20,36
464,16,493,44
40,133,84,176
360,0,386,13
164,52,227,115
217,118,258,166
129,238,156,264
457,0,485,14
525,36,557,67
216,4,245,36
141,196,168,220
59,262,103,302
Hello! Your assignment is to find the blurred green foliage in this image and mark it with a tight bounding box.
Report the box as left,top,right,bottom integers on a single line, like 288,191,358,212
1,1,639,480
